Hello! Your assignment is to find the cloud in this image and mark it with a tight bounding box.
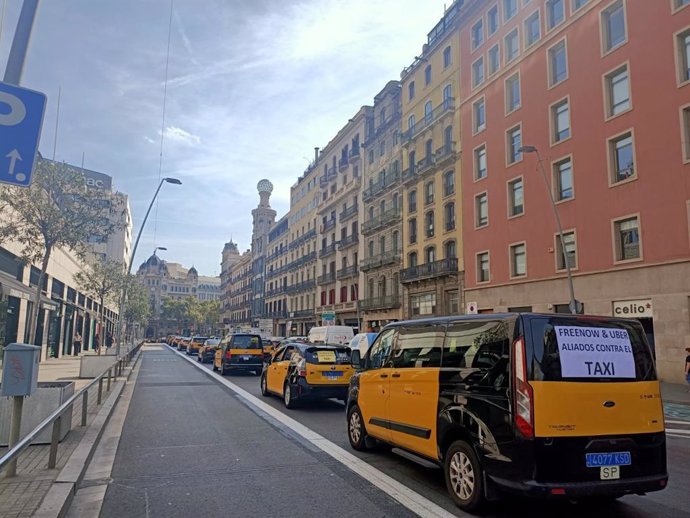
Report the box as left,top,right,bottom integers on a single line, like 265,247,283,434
161,126,201,146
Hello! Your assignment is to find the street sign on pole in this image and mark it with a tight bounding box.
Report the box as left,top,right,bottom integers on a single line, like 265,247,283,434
0,81,47,187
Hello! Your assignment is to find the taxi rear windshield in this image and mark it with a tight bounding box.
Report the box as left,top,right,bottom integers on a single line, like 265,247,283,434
304,347,350,365
192,337,208,343
231,336,262,349
528,316,655,382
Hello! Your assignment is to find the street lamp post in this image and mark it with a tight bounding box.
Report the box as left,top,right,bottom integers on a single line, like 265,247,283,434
115,177,181,356
518,146,581,315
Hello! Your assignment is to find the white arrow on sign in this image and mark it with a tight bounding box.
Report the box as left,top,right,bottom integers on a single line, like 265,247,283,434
6,149,22,175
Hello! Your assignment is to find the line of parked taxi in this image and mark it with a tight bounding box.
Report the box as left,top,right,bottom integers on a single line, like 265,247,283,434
165,311,668,514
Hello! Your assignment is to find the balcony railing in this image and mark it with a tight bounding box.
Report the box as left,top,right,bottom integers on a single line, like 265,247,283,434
288,251,317,271
265,310,287,319
400,98,455,143
285,279,316,294
264,287,286,298
327,166,337,181
362,169,401,201
338,233,359,250
338,156,349,171
348,147,360,162
291,309,314,319
266,264,289,279
359,294,402,311
417,155,436,175
319,242,337,259
435,141,457,166
339,203,358,222
318,271,336,284
362,207,402,235
360,250,402,272
336,265,358,280
401,257,459,283
322,218,336,233
289,229,316,250
402,165,418,184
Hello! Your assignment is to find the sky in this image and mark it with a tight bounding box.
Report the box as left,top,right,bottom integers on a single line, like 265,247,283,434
0,0,449,276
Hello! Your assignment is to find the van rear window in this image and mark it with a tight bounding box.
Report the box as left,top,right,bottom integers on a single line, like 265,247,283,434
305,348,350,364
528,317,656,382
231,335,262,349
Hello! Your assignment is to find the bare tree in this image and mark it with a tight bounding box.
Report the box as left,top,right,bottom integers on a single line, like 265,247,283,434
0,158,120,346
75,259,126,353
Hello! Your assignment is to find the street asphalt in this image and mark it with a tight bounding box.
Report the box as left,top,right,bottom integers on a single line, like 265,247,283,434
100,345,690,518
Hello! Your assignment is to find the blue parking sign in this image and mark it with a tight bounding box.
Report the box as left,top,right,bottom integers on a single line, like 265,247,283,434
0,81,47,187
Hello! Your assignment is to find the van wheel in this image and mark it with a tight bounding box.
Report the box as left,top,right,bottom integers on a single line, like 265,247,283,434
260,375,270,397
284,382,297,409
347,405,369,451
444,440,485,512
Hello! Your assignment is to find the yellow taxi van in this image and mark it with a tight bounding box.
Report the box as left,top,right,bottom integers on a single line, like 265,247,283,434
213,333,264,375
346,313,667,512
261,342,353,408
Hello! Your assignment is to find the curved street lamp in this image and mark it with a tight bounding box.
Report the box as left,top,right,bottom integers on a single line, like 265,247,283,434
518,146,581,315
116,177,181,355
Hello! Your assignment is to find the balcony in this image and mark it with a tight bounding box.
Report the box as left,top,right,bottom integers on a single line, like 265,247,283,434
362,170,401,202
359,294,402,311
338,233,359,250
417,155,436,175
327,166,337,181
291,309,314,319
338,156,349,171
400,98,455,144
435,141,457,167
289,228,316,250
318,271,336,285
264,287,285,298
336,265,358,280
401,257,459,283
319,243,337,259
339,203,358,222
266,264,289,279
285,279,316,294
348,147,360,163
402,165,418,185
288,251,317,271
265,310,287,319
360,250,401,272
322,217,336,233
362,207,402,235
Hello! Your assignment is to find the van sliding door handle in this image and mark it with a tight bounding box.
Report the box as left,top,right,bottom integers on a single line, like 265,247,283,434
379,374,388,378
391,373,401,378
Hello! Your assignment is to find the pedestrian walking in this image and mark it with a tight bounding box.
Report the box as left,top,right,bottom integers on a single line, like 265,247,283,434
94,332,100,353
685,347,690,392
73,330,82,355
106,331,113,349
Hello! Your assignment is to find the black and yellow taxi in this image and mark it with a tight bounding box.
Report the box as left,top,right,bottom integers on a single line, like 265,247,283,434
261,342,353,408
197,338,220,363
185,335,209,356
213,333,263,375
346,313,666,512
177,336,191,352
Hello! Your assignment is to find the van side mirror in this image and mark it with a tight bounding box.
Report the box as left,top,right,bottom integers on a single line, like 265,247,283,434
351,350,362,370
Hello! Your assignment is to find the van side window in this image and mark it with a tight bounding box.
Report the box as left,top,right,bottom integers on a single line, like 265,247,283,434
390,325,443,369
366,329,396,369
443,320,510,370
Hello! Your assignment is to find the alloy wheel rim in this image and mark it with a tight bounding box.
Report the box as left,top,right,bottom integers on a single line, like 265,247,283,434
284,385,290,405
262,377,266,393
349,412,361,443
449,451,475,501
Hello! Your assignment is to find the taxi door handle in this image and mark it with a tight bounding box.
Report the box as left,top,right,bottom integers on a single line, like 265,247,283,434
391,373,401,378
379,374,388,378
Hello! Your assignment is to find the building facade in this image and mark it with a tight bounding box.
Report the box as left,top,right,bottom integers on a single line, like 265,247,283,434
264,216,290,335
400,3,464,320
457,0,690,382
360,81,404,330
315,106,372,330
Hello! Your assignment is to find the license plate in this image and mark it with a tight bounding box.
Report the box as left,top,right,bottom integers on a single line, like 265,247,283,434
585,452,631,468
242,355,250,360
600,466,620,480
323,371,343,378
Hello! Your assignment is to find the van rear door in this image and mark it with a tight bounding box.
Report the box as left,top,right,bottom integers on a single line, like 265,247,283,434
524,315,665,483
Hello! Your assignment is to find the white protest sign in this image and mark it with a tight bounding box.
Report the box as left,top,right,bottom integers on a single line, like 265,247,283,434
555,326,636,378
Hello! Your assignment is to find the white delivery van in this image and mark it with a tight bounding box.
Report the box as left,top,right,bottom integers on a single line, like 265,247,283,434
307,326,354,345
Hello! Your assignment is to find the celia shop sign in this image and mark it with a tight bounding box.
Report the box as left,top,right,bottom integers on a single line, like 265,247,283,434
612,299,653,319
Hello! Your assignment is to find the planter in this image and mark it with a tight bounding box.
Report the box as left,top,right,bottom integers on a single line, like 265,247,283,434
0,381,75,445
79,354,117,378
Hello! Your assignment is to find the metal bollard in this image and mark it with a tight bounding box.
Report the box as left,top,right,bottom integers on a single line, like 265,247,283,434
98,378,103,404
81,391,89,426
107,368,112,391
48,416,61,469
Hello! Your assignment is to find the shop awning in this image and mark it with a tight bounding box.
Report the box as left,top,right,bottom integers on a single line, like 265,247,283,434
0,274,33,301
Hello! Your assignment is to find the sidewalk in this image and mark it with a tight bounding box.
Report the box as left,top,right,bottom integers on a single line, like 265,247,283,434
662,381,690,405
0,349,136,518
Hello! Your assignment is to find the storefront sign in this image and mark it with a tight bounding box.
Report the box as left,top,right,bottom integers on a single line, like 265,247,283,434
612,299,653,319
9,287,31,301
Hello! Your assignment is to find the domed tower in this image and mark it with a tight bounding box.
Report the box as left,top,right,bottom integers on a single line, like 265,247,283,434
251,180,277,256
187,265,198,281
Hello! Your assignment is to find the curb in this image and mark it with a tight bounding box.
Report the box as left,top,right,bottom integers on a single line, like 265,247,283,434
32,351,142,518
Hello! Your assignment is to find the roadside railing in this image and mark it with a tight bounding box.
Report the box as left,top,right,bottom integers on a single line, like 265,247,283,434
0,342,143,477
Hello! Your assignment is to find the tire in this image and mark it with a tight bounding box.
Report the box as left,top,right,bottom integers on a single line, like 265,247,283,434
283,382,297,409
347,404,369,451
260,374,270,397
444,440,485,513
254,368,262,376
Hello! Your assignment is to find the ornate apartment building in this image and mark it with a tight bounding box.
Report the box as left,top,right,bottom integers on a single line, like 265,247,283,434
400,3,464,319
315,106,372,330
264,215,290,335
360,81,404,330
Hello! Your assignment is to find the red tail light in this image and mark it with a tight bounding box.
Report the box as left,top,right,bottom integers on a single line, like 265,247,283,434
225,350,232,360
298,370,307,377
512,336,534,439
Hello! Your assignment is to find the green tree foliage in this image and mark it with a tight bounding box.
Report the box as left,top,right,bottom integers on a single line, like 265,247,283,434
75,259,126,352
122,276,150,343
0,159,121,345
159,296,220,335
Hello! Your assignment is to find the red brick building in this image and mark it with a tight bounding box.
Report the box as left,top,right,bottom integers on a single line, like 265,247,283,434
458,0,690,382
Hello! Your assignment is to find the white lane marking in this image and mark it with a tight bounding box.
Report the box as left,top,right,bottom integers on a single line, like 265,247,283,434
665,429,690,435
665,420,690,425
174,349,458,518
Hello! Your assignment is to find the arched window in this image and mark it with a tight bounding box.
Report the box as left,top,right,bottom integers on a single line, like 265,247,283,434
368,278,375,299
425,246,436,263
445,240,457,259
425,210,435,238
444,202,456,231
424,101,433,123
408,252,418,267
443,171,455,196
